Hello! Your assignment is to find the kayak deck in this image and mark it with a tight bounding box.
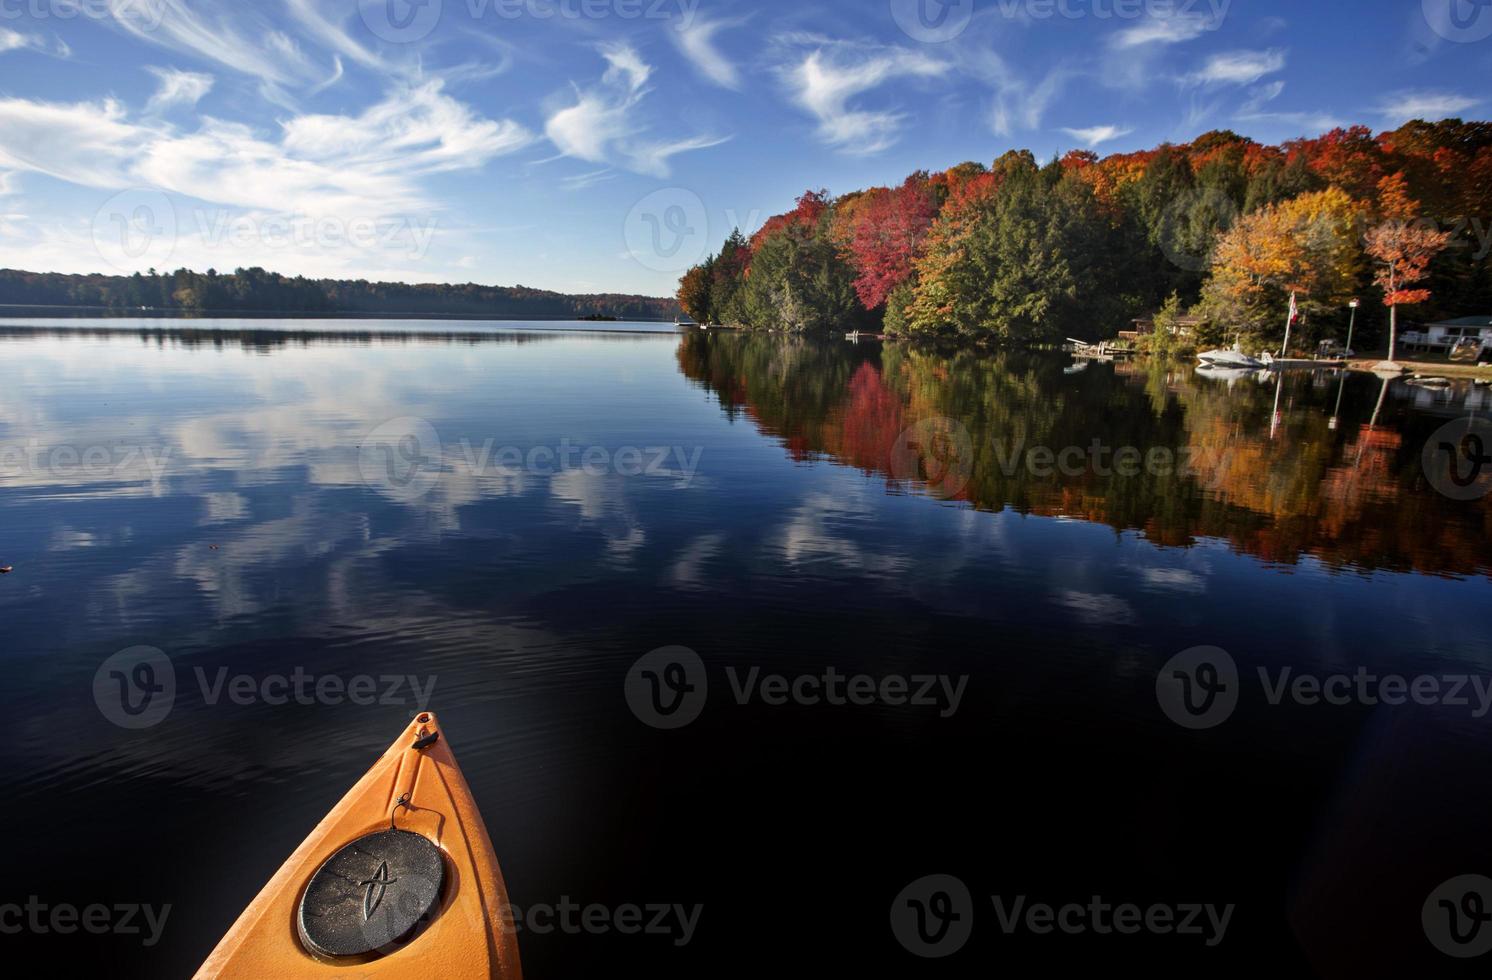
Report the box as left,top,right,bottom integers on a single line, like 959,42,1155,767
195,713,522,978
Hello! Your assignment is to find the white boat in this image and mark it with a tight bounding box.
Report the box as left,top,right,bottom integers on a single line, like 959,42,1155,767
1197,344,1266,369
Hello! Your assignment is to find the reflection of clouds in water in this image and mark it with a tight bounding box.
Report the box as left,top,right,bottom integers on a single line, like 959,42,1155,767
169,497,344,620
199,492,248,525
669,533,723,590
776,491,907,577
1055,590,1138,626
550,469,613,522
50,526,98,550
549,469,646,562
1139,567,1208,595
768,485,1019,600
608,526,647,560
2,343,557,540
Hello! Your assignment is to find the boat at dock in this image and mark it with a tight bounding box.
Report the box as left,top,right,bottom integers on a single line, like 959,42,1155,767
1197,345,1266,370
1260,352,1347,370
1066,338,1135,359
195,713,522,979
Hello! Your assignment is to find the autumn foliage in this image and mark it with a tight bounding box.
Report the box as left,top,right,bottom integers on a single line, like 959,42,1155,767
678,118,1492,345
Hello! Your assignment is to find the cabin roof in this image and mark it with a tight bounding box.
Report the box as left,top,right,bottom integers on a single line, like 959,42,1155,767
1427,316,1492,328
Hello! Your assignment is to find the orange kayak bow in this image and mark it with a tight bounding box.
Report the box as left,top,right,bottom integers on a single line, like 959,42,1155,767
195,713,522,978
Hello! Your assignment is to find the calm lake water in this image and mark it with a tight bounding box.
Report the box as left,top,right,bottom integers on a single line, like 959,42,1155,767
2,320,1490,977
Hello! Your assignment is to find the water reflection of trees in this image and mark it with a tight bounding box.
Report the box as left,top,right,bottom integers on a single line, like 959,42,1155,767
677,331,1490,578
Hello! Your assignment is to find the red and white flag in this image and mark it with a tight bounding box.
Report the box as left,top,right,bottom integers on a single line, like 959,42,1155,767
1287,291,1299,326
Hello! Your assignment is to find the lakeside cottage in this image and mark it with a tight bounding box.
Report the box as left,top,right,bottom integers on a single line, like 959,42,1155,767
1120,315,1204,343
1401,315,1492,358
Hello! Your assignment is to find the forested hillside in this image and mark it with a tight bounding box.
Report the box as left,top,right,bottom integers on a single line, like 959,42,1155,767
0,268,680,321
678,121,1492,348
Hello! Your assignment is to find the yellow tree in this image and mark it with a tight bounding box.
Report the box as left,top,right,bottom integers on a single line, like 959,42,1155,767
1202,187,1364,350
1363,173,1452,369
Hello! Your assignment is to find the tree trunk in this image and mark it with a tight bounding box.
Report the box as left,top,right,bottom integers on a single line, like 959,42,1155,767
1377,263,1402,372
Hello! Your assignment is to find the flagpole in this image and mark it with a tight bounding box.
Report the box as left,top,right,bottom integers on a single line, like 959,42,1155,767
1280,291,1297,357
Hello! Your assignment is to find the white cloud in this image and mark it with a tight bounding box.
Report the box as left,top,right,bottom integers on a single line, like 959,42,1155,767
282,81,533,177
282,0,385,72
782,41,946,154
1239,80,1285,115
1232,81,1342,134
672,14,746,90
544,43,726,176
108,0,320,87
601,41,652,93
144,67,214,114
951,44,1070,138
626,134,733,178
1,26,67,57
1376,90,1481,124
0,28,32,52
561,169,616,191
1110,14,1214,49
0,84,532,276
1060,124,1134,147
1188,48,1287,87
984,62,1068,138
0,96,141,188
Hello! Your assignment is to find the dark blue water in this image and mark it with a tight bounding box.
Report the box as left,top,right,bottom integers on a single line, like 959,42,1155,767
2,322,1490,977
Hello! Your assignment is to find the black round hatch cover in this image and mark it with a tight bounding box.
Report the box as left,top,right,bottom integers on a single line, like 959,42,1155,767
298,828,445,958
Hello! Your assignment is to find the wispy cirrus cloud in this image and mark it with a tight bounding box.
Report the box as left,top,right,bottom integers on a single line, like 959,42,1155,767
1060,124,1134,148
1228,78,1341,134
1376,90,1481,124
780,38,947,154
282,0,386,72
107,0,320,88
0,81,530,214
1,26,69,57
1186,48,1287,86
1109,12,1217,49
282,81,532,177
0,82,533,279
671,13,748,90
144,67,215,114
956,47,1070,138
544,43,728,176
1239,80,1285,114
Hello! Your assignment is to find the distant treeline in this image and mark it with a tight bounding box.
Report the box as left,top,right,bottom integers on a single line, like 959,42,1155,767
677,120,1492,348
0,267,681,320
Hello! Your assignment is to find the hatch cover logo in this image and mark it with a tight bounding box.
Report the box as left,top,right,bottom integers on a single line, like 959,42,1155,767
361,862,398,920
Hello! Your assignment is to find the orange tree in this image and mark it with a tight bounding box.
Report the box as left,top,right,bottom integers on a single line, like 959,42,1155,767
1363,173,1452,365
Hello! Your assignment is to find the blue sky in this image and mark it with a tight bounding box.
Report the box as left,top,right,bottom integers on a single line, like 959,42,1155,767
0,0,1488,296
